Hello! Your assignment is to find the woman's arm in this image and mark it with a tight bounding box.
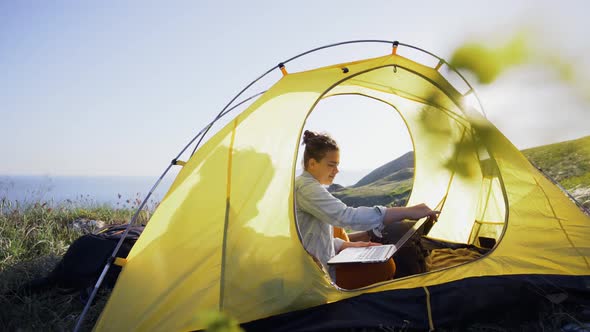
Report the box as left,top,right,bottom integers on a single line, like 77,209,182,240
383,203,440,225
297,175,439,230
296,176,386,231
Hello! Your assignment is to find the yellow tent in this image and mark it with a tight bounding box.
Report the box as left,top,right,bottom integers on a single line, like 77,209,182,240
94,41,590,331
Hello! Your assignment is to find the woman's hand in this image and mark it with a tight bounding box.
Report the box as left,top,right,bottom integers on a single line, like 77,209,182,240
338,241,382,253
406,203,440,221
384,203,441,225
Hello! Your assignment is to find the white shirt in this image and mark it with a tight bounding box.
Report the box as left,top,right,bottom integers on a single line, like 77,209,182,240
295,171,387,278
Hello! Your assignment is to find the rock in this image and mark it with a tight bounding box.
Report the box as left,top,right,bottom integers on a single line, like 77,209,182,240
570,186,590,202
70,218,106,234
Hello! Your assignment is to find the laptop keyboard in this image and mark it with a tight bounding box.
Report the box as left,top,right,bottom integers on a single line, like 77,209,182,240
358,245,389,260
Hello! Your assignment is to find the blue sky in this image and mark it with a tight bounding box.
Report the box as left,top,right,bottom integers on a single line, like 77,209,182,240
1,1,589,177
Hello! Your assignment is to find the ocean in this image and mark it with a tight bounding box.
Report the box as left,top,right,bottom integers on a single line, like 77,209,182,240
0,170,368,207
0,175,175,207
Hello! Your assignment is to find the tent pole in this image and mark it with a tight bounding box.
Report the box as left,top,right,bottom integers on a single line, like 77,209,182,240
73,164,173,332
190,90,267,156
188,40,487,157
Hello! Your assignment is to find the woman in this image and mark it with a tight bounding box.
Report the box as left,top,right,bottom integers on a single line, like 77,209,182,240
295,130,439,284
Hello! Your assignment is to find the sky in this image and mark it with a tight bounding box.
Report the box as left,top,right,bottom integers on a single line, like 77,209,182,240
1,0,589,178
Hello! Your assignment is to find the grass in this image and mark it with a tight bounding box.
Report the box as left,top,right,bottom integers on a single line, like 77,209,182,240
522,135,590,199
0,198,148,331
334,175,413,207
522,135,590,209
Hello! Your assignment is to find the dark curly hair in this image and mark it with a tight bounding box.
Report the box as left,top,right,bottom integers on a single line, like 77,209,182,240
302,130,339,170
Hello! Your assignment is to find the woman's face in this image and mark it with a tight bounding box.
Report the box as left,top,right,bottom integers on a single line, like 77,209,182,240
307,149,340,185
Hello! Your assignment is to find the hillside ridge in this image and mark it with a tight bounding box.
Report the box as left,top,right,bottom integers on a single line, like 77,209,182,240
332,135,590,208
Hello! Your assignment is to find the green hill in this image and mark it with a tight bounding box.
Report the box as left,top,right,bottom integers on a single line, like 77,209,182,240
521,135,590,188
522,135,590,205
332,135,590,208
353,152,414,188
332,152,414,207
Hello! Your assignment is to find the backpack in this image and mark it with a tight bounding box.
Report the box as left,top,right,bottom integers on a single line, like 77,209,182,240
371,221,429,278
19,223,144,295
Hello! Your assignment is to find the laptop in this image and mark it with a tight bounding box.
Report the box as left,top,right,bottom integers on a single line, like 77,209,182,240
327,216,432,265
327,244,397,264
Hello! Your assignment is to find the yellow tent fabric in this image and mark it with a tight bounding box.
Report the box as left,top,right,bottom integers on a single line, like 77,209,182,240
95,52,590,331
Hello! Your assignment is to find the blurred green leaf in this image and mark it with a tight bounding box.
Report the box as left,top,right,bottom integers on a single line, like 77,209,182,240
200,310,244,332
443,135,480,178
450,32,530,84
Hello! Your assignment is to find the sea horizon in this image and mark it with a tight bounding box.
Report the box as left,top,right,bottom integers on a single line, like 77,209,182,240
0,170,369,207
0,174,175,208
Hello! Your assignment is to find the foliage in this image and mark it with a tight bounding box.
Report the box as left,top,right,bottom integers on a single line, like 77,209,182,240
522,135,590,205
522,136,590,186
200,310,244,332
449,29,590,103
450,32,529,84
0,198,147,331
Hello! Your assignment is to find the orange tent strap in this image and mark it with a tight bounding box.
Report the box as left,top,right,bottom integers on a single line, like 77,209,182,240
392,45,398,55
280,65,288,76
114,257,127,267
435,59,444,71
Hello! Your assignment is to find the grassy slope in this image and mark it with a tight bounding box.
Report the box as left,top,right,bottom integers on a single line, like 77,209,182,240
522,135,590,203
332,152,414,207
334,135,590,208
0,201,146,331
521,135,590,186
334,170,413,207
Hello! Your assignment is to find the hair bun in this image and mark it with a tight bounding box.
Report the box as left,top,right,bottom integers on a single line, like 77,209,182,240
302,130,318,145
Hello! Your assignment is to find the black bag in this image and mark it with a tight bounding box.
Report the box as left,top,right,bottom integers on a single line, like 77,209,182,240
371,221,429,278
20,223,144,294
